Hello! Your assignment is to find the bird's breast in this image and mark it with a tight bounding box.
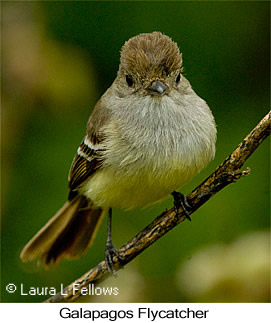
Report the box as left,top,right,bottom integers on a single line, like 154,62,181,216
81,94,216,209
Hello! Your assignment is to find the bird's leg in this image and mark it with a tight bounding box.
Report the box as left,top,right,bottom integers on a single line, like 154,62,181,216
105,208,122,275
171,191,192,221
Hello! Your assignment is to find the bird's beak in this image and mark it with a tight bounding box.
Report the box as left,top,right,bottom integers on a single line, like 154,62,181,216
147,80,168,96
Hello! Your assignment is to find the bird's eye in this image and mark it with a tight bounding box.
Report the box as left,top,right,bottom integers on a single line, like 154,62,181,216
126,75,133,87
176,73,181,83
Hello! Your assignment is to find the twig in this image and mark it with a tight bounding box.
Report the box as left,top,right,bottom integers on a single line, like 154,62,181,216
45,111,270,303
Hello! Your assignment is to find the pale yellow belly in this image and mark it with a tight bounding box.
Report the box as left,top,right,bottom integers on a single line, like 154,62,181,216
80,158,200,210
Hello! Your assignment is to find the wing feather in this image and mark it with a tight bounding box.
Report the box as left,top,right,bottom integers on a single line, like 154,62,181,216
68,139,104,200
68,100,111,200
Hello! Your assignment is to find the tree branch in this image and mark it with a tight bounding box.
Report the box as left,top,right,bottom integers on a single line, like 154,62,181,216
45,111,270,303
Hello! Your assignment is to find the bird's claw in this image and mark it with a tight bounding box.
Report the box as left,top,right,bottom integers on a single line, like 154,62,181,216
171,191,192,221
105,243,123,275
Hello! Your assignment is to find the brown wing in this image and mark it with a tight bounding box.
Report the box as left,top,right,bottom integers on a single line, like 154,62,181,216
68,139,104,200
68,99,112,200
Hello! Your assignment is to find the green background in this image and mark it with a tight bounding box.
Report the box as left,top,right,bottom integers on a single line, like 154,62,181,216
1,1,270,302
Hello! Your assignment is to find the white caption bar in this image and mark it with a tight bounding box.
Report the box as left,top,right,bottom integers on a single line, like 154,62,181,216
1,303,270,323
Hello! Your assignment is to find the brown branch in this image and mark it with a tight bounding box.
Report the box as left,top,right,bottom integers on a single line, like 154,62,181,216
45,111,271,303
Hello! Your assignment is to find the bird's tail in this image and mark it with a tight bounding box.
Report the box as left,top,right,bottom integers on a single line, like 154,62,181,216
20,195,106,268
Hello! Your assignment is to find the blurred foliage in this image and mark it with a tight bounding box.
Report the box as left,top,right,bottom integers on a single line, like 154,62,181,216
1,1,270,303
177,231,270,302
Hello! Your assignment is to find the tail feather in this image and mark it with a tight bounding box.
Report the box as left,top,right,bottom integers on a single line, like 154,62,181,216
20,196,105,268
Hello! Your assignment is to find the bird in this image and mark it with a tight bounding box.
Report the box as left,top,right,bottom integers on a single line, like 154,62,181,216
20,32,216,273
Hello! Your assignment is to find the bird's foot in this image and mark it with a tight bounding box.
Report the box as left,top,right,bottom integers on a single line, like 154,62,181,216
105,241,123,275
171,191,192,221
